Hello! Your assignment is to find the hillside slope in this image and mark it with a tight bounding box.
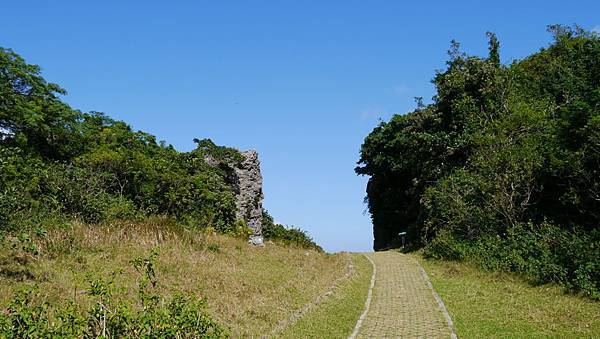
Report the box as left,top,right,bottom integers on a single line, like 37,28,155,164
0,219,347,337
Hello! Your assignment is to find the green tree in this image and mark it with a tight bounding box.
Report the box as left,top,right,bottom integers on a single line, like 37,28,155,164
357,25,600,297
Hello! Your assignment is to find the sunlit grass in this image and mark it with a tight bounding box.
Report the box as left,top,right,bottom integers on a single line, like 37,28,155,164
279,254,372,338
418,255,600,338
0,219,347,337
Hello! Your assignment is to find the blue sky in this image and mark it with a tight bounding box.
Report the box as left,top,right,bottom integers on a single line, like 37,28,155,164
2,1,598,252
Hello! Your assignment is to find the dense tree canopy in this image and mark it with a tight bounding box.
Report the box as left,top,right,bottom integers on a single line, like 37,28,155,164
0,47,241,232
356,25,600,298
0,46,321,251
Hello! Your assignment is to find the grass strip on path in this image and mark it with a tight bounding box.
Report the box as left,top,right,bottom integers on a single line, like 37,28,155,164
279,254,372,339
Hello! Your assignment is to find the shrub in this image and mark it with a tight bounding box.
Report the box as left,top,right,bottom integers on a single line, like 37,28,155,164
357,25,600,297
262,211,322,251
0,251,228,338
1,46,243,234
424,222,600,299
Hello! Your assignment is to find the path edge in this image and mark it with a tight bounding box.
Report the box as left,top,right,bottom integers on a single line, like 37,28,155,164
417,262,458,339
348,253,376,339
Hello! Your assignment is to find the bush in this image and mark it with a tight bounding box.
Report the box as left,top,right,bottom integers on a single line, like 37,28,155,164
357,25,600,297
424,222,600,299
0,46,242,234
1,47,322,253
0,45,324,276
262,211,322,251
0,251,228,338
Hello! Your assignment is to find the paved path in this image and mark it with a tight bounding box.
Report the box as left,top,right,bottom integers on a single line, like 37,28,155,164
352,251,455,338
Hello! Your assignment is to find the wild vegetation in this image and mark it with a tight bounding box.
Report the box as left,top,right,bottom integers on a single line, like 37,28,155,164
0,219,344,337
0,46,320,249
262,210,323,251
0,46,323,335
356,25,600,298
1,245,225,337
0,43,238,232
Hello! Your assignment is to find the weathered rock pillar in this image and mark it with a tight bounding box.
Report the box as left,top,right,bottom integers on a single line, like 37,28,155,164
234,150,264,245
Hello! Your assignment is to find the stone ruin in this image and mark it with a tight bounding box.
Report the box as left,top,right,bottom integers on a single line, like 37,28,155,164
232,150,264,245
205,149,264,245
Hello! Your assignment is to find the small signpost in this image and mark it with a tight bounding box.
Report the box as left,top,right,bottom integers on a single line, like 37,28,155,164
398,231,407,249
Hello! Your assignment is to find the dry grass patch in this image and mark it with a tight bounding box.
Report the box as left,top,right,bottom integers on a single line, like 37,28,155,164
0,219,348,337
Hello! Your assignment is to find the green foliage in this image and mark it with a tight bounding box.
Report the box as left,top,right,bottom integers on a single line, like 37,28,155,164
262,211,322,251
230,219,254,238
0,46,321,253
0,47,241,234
357,25,600,297
0,251,228,338
0,48,83,160
192,138,244,165
207,243,221,253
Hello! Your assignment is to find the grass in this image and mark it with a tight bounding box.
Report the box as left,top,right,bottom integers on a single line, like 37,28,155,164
417,255,600,338
0,218,348,337
278,254,372,338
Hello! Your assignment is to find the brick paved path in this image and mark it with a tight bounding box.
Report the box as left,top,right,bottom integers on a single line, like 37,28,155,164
354,251,455,338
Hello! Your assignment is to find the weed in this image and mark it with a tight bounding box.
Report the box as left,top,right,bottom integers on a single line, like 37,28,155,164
0,250,228,338
207,243,221,253
0,221,345,337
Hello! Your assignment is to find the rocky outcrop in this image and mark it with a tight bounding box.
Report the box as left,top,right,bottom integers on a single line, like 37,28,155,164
203,148,264,244
233,150,264,245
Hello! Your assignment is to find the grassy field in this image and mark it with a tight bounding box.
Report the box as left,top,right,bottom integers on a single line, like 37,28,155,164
11,219,597,338
279,254,372,338
418,255,600,338
0,219,348,337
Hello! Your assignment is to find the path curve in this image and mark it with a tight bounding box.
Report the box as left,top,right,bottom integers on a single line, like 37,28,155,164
351,251,456,338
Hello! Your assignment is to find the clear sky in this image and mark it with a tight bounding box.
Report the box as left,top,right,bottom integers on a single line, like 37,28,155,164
2,1,598,252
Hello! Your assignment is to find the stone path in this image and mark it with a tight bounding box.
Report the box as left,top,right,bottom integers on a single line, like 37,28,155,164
351,251,456,338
